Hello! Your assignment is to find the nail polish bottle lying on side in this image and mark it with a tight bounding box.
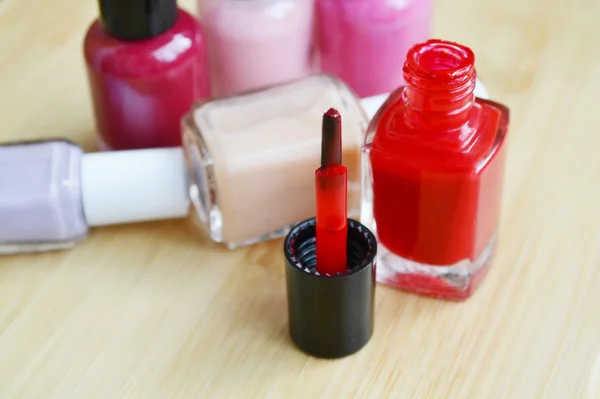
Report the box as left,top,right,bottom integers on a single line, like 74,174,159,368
0,75,371,255
0,140,189,254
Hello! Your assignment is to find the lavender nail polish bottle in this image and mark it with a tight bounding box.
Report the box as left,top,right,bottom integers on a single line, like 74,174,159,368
0,139,189,254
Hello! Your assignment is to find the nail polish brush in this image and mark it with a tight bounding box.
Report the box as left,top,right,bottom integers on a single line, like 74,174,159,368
315,108,348,275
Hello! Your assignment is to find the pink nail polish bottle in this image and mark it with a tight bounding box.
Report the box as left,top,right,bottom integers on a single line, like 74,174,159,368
316,0,431,98
197,0,316,97
84,0,210,150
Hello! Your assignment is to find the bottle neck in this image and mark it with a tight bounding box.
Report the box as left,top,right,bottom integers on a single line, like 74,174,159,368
402,40,477,130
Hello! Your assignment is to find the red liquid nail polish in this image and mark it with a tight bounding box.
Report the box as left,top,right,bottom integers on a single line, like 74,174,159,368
361,39,510,300
84,0,210,150
316,109,348,276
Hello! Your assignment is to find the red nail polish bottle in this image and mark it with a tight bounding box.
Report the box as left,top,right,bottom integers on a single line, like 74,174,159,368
361,39,510,300
84,0,210,150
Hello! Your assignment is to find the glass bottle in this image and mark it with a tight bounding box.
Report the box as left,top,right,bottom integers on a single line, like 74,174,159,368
316,0,431,98
197,0,316,97
361,40,510,300
84,0,210,150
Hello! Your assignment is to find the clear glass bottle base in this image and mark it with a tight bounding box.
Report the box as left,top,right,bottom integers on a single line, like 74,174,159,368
0,236,85,255
375,233,497,301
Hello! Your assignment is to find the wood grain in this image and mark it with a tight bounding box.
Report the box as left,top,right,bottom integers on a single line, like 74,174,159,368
1,0,599,397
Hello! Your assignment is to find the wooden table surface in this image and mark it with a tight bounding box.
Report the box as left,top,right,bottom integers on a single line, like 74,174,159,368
1,0,599,397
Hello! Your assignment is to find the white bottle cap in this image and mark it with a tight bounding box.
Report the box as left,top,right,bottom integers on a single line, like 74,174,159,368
80,148,189,227
474,78,489,99
358,78,490,119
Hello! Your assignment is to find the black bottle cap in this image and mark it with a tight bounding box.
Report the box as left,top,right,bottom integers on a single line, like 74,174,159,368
98,0,179,40
283,217,377,358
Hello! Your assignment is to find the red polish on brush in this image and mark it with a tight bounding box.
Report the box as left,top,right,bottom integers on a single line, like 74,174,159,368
315,108,348,275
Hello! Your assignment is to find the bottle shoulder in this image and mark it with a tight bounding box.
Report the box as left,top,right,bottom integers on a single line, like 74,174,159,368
365,96,509,173
83,10,206,77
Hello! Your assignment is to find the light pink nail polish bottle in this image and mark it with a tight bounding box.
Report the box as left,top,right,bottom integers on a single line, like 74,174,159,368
316,0,432,98
198,0,316,97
